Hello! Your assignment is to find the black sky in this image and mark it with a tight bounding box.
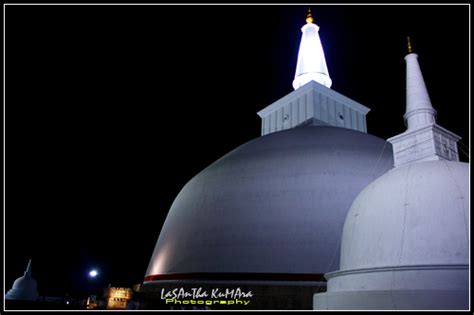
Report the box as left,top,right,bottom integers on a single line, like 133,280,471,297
4,4,470,298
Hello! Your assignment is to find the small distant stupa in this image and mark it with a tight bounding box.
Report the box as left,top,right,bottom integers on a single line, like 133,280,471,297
5,259,39,301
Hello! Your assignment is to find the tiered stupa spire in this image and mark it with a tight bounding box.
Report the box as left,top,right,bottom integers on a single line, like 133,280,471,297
403,36,437,131
258,8,369,136
388,37,461,167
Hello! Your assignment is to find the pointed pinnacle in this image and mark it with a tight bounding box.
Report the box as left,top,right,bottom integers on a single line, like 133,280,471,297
306,8,314,24
407,36,413,54
24,259,32,276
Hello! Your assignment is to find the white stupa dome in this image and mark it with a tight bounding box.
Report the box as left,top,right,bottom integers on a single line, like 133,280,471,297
144,126,393,282
314,160,469,310
341,160,468,270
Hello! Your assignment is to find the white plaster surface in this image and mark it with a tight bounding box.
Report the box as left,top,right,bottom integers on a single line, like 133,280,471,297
258,81,369,136
145,126,393,279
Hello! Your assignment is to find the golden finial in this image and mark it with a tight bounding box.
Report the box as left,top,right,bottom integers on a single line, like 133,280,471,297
306,7,314,24
407,36,413,53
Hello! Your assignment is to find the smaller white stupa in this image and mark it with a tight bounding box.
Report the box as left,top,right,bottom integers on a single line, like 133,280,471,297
313,38,469,310
5,259,39,301
293,8,332,89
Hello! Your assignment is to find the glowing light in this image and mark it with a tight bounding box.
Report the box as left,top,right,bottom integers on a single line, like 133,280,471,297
89,270,98,278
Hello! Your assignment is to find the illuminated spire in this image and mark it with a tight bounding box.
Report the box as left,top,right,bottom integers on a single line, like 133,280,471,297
293,8,332,89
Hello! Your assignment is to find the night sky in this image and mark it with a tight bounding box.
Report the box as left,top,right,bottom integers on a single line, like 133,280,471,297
5,4,469,298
